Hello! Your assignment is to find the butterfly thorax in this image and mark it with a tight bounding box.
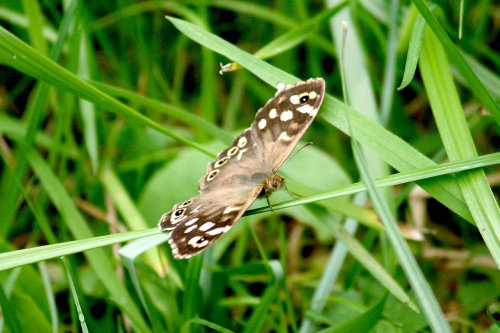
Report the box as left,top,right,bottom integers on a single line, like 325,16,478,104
258,174,285,198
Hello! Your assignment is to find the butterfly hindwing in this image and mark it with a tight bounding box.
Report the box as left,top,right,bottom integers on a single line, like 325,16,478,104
159,186,262,259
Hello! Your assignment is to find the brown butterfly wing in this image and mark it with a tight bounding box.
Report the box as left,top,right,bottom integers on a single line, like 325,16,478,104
251,78,325,172
158,186,262,259
158,78,325,259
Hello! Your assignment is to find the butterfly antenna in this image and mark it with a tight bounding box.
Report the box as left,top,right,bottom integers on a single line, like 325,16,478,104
289,142,313,162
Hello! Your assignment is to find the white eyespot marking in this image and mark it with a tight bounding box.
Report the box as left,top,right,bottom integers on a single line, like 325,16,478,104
258,118,267,129
269,108,278,119
236,148,248,161
185,217,199,226
199,222,215,231
223,206,240,214
280,110,293,121
184,225,198,233
299,93,309,103
170,208,186,223
206,227,225,236
207,169,219,181
227,146,239,156
296,104,314,114
214,157,230,168
309,91,317,99
290,95,300,105
237,136,247,148
188,236,209,248
278,132,292,141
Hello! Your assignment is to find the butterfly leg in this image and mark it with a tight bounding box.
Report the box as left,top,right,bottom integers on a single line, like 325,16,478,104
266,196,274,211
283,183,300,199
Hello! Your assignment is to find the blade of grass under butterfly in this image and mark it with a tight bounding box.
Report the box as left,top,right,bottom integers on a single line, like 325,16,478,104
2,150,494,271
247,152,500,215
0,229,159,271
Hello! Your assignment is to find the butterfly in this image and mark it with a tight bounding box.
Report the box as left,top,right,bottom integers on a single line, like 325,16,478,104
158,78,325,259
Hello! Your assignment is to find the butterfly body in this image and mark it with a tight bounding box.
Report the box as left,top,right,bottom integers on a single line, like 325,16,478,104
159,78,325,259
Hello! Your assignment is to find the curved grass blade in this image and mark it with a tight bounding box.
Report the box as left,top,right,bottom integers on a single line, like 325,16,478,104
412,0,499,124
420,28,500,267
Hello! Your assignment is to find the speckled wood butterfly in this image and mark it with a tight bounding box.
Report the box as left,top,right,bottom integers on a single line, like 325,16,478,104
158,78,325,259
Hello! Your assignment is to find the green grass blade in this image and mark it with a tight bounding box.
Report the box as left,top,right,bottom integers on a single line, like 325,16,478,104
0,229,159,271
399,5,426,90
247,152,500,216
350,125,452,333
16,145,152,333
0,26,213,157
316,295,387,333
254,3,346,60
420,28,500,267
62,257,89,333
412,0,500,124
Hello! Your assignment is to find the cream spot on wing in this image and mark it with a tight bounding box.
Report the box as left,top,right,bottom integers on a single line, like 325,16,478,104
237,136,247,148
184,225,198,233
192,205,202,213
227,146,239,156
280,110,293,121
290,95,300,104
309,91,317,99
223,206,240,214
296,104,314,114
206,227,225,236
185,217,199,226
289,122,299,131
269,108,277,119
258,118,267,129
199,222,215,231
236,148,248,161
278,132,292,141
223,226,231,233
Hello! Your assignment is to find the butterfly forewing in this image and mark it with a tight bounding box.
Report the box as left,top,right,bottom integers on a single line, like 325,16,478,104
251,78,325,172
158,78,325,259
